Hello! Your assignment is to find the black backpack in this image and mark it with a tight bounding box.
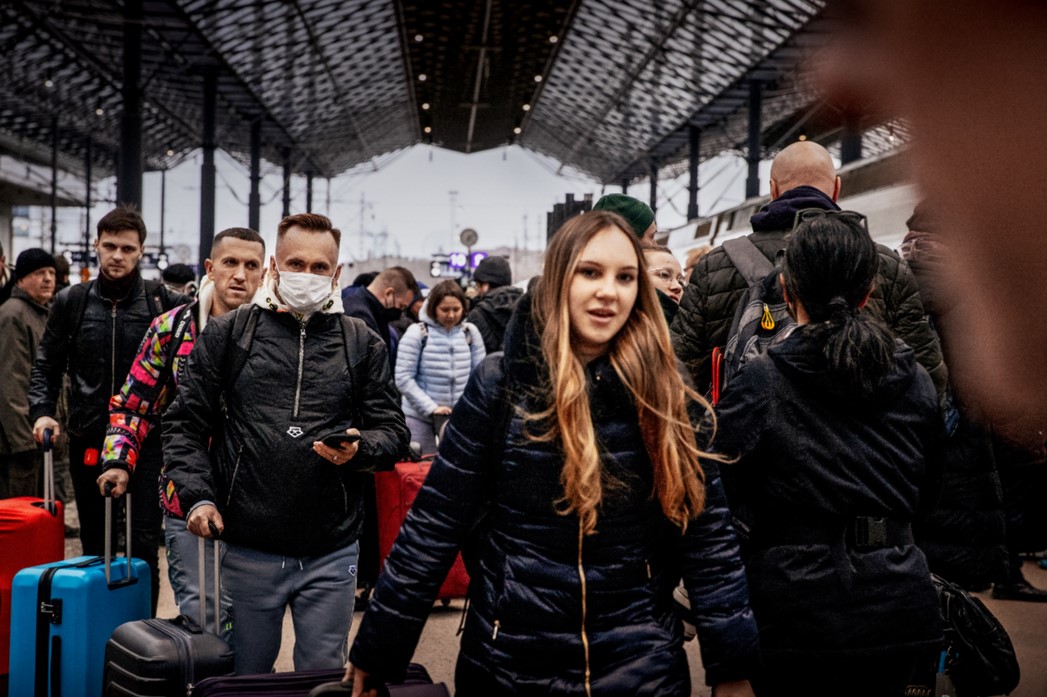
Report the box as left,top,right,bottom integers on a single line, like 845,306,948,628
713,236,796,403
932,573,1020,696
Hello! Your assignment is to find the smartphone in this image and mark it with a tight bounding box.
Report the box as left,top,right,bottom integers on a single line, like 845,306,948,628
320,431,361,448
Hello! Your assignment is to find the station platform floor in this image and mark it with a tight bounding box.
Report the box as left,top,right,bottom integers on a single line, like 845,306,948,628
65,533,1047,696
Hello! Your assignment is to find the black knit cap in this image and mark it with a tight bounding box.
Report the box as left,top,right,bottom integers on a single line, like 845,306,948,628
473,255,511,287
15,248,57,280
162,263,196,285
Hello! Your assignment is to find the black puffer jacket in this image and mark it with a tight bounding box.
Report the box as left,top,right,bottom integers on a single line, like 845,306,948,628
466,284,523,354
350,296,760,694
670,187,948,402
29,274,182,436
713,327,943,657
162,305,409,557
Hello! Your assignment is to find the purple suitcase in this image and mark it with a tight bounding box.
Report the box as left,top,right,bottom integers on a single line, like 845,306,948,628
192,664,447,696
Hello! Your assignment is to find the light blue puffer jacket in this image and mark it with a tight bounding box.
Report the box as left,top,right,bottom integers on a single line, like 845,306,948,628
395,316,486,419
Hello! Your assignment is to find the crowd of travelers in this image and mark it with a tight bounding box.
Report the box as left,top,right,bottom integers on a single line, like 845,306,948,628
1,136,1044,696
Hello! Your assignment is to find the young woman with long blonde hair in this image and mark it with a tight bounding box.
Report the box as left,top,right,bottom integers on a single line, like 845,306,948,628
347,211,758,696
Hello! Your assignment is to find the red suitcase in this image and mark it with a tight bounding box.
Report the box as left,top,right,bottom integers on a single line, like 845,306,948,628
0,430,65,687
374,461,470,601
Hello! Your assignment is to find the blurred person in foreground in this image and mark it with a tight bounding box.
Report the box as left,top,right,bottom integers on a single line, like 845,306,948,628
97,227,267,627
347,210,758,697
821,0,1047,422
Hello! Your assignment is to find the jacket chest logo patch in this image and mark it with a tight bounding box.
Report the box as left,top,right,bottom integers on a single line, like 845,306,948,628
287,426,304,438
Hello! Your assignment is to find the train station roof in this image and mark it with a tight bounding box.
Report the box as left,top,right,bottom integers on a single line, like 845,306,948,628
1,0,883,187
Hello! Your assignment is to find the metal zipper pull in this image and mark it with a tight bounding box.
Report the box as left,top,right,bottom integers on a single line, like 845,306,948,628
491,619,500,640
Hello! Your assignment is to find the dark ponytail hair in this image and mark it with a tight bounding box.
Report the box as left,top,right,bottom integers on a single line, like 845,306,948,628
782,211,895,396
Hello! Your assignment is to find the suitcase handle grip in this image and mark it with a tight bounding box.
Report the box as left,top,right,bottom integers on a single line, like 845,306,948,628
103,487,136,589
197,533,223,635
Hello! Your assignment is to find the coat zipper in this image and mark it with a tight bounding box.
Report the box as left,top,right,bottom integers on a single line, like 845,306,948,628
293,322,306,418
225,445,244,507
577,518,592,697
110,303,118,396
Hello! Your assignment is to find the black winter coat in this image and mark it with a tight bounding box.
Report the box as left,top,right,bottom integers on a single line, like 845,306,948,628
350,296,760,695
670,187,948,402
162,305,409,557
713,327,943,658
29,275,182,437
466,284,523,354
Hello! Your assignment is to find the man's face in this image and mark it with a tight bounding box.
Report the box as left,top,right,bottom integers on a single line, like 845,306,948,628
205,238,265,314
94,230,143,280
270,225,341,298
18,267,56,305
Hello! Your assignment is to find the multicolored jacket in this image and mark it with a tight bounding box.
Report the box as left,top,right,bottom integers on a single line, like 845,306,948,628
101,298,200,517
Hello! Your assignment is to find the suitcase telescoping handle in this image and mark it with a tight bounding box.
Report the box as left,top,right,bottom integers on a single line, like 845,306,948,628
197,525,223,635
103,481,134,587
38,428,57,516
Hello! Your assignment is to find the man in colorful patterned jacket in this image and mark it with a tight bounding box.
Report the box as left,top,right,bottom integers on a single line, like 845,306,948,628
97,227,265,627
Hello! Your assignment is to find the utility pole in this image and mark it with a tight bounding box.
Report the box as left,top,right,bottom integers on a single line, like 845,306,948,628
449,190,459,249
359,192,366,261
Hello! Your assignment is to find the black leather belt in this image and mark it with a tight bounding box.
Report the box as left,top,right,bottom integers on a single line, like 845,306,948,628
753,516,914,550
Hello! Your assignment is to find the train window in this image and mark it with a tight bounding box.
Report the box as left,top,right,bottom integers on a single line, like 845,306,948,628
693,221,711,240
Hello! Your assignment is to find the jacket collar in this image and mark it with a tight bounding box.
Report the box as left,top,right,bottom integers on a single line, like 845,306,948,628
252,272,344,320
10,285,50,314
749,186,840,233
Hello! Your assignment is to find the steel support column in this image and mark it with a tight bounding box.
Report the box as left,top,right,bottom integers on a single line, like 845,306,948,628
50,116,58,253
249,120,262,230
84,138,92,264
621,179,628,195
198,68,217,270
840,114,863,165
117,0,143,208
687,125,701,220
282,149,292,218
305,171,314,213
746,81,762,199
160,168,167,256
649,162,658,214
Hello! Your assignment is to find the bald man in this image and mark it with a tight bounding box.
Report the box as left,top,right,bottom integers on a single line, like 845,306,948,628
671,141,947,400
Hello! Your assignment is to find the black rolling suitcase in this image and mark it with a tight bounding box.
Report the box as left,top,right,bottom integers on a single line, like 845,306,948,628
103,535,233,695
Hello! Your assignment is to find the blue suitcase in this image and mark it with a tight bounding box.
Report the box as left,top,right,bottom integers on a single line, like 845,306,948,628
8,493,151,697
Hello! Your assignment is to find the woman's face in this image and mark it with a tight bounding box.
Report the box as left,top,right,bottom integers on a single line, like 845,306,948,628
644,250,684,304
434,295,464,329
567,226,639,363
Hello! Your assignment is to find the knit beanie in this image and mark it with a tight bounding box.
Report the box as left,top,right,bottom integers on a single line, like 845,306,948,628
474,256,511,287
15,248,57,280
593,194,655,239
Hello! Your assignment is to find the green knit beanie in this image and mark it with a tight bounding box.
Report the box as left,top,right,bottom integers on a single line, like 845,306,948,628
593,194,655,239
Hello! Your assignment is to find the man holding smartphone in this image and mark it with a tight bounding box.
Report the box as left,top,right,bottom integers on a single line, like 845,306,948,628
162,213,409,674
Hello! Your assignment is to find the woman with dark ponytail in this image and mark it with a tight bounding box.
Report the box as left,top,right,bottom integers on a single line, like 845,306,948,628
713,210,943,696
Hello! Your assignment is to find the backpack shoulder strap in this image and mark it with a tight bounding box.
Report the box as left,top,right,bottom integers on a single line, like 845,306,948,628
723,236,775,287
339,315,367,426
143,279,165,316
417,321,428,351
222,304,260,388
66,281,91,343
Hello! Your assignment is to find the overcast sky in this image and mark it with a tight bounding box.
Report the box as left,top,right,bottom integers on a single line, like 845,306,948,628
59,143,760,267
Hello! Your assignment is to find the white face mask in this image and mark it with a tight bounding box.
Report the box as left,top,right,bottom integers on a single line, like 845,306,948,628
276,268,334,313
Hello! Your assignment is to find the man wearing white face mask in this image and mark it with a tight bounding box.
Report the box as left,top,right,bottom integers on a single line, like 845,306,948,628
162,213,410,674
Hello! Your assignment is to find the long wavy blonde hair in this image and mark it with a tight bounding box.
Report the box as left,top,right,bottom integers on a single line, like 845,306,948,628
530,211,714,534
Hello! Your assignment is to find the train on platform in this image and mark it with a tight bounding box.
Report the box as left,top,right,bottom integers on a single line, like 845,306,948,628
656,149,918,261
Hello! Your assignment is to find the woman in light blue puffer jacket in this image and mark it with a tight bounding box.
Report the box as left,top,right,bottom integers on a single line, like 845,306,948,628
395,280,486,454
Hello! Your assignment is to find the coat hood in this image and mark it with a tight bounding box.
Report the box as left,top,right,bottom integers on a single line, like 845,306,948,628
749,185,839,232
768,324,920,407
